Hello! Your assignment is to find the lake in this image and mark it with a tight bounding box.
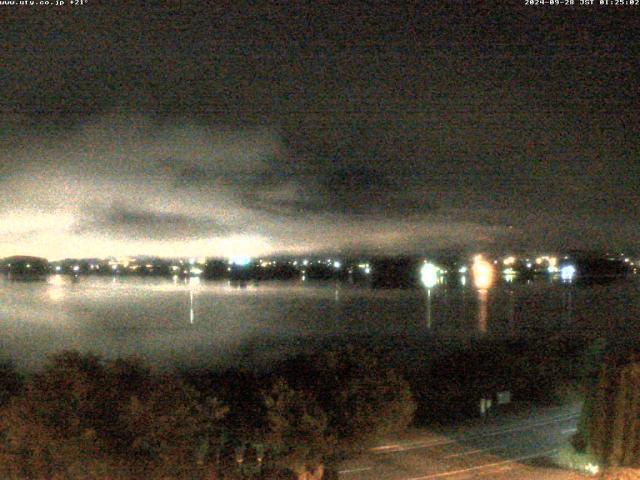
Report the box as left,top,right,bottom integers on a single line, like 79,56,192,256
1,274,639,371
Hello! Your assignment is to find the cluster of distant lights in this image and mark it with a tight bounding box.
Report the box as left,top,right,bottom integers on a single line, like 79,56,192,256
420,253,583,290
46,255,363,279
32,251,639,285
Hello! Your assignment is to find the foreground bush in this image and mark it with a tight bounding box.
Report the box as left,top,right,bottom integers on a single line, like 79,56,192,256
0,347,417,479
264,379,334,480
318,347,416,450
0,351,227,479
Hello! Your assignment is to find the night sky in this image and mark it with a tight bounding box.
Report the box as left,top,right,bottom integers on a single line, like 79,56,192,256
1,2,639,260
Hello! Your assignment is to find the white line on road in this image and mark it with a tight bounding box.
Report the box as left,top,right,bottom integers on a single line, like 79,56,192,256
562,428,577,434
372,413,577,454
445,448,485,458
444,443,507,458
403,448,556,480
338,467,372,475
370,444,401,452
478,465,513,477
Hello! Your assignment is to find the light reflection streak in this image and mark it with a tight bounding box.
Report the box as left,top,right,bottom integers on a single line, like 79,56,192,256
46,274,66,302
477,288,488,334
472,256,493,334
426,288,432,329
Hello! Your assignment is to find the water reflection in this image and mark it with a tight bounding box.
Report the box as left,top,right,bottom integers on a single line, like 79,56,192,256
189,289,195,324
2,274,640,372
188,276,200,324
477,289,488,334
425,288,432,329
46,274,66,302
472,255,494,290
472,256,494,334
563,287,573,322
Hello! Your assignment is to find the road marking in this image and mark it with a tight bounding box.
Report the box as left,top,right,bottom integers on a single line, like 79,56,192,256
478,465,513,477
370,444,401,452
372,413,578,454
445,448,485,458
339,467,372,475
403,448,556,480
562,428,577,434
444,443,507,458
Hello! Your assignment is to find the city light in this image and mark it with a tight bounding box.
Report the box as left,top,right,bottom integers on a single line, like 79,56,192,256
229,255,251,266
333,260,342,269
472,255,494,290
585,463,599,475
560,264,576,282
503,256,516,266
420,262,439,289
458,266,468,274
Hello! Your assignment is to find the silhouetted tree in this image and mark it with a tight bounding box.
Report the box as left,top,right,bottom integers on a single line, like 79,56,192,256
318,347,416,451
264,378,334,480
578,353,640,467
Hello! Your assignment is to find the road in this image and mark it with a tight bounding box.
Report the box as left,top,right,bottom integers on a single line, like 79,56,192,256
338,403,587,480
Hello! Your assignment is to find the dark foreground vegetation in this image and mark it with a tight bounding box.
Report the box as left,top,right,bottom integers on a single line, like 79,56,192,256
0,347,415,480
575,339,640,469
0,332,616,479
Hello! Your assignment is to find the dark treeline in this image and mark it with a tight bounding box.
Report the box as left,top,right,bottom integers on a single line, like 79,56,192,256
574,338,640,468
0,346,415,480
0,331,608,479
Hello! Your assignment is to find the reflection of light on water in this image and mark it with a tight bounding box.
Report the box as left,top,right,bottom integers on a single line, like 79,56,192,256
563,289,573,321
189,289,194,324
47,287,65,302
426,288,432,329
47,275,66,302
477,289,488,333
460,275,466,286
188,276,201,324
48,274,65,286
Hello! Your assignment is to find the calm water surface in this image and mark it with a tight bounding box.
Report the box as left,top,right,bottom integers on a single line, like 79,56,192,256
1,274,639,370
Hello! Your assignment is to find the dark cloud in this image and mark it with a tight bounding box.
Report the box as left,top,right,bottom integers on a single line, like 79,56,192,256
73,204,229,241
0,4,638,257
